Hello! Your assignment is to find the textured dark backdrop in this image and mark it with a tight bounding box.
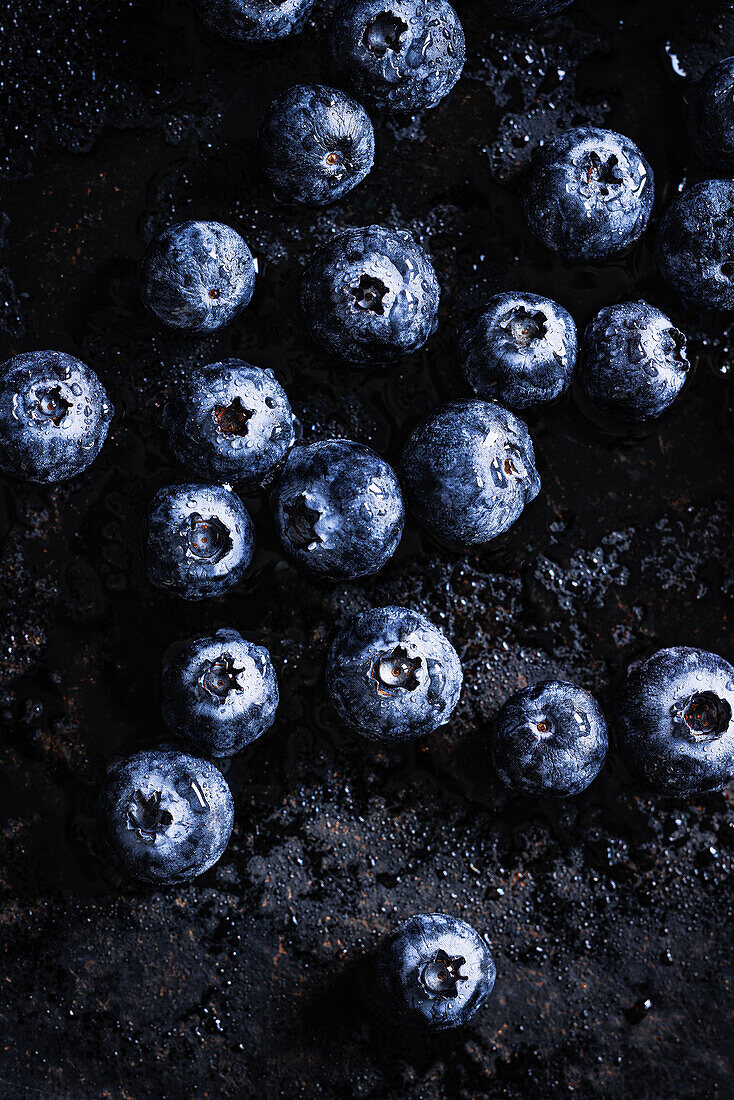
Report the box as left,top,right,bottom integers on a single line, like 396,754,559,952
1,1,733,1097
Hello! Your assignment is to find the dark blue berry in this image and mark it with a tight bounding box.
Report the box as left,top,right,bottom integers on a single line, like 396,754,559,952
656,179,734,310
196,0,315,43
688,57,734,172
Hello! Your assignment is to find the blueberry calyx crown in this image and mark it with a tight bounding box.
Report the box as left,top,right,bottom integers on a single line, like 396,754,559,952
671,691,732,742
32,386,71,426
419,950,467,998
371,645,423,694
201,655,241,701
502,307,548,349
284,495,324,551
128,790,173,842
182,513,232,562
214,397,253,436
350,274,388,315
364,12,407,56
582,150,623,196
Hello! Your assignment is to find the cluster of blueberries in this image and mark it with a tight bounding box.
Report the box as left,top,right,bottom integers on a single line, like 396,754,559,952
1,0,733,1033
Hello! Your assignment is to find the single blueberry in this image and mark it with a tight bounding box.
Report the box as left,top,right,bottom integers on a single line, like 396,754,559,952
330,0,466,114
0,350,114,484
145,482,255,600
656,179,734,310
258,84,375,206
460,292,578,409
400,400,540,546
491,680,608,797
100,748,234,884
327,606,462,742
580,301,690,421
375,913,496,1030
688,57,734,172
196,0,315,44
616,647,734,796
301,224,440,365
163,358,295,485
162,629,279,757
487,0,574,19
271,438,404,579
522,127,654,262
140,221,256,333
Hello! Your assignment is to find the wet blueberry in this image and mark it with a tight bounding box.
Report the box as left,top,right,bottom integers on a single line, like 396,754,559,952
400,400,540,546
460,292,578,409
491,680,608,797
140,220,256,333
522,127,654,262
327,605,462,742
100,748,234,884
616,647,734,796
196,0,315,43
271,438,404,578
163,358,295,485
656,179,734,310
162,629,279,757
300,224,440,365
488,0,575,19
688,57,734,172
330,0,466,114
258,84,375,206
145,482,255,600
0,350,114,484
374,913,496,1029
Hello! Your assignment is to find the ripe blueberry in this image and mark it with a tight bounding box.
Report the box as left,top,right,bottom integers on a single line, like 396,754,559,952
656,179,734,310
196,0,315,44
688,56,734,172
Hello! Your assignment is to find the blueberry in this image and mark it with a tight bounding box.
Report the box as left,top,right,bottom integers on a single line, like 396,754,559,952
145,482,255,600
656,179,734,310
688,57,734,172
258,84,375,206
271,438,404,579
616,647,734,796
163,359,295,485
301,224,440,365
522,127,654,262
162,629,279,757
0,350,114,484
330,0,466,114
196,0,315,44
491,680,608,797
100,748,234,884
140,221,256,333
400,400,540,546
460,292,578,409
488,0,574,19
327,606,462,742
375,913,496,1030
580,301,690,421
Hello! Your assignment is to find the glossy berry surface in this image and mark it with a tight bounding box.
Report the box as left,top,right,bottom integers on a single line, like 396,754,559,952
616,647,734,796
271,439,404,578
140,220,256,332
258,84,375,206
460,292,578,409
522,127,654,262
491,680,608,797
301,224,440,365
100,748,234,884
489,0,574,19
401,400,540,546
145,482,255,600
0,350,114,484
656,179,734,310
163,358,295,484
580,301,690,421
327,606,462,743
162,628,279,757
375,913,496,1030
688,56,734,172
330,0,465,114
196,0,315,43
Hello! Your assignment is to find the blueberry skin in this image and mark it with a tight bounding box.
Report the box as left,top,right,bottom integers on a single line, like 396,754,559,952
580,301,690,421
162,629,279,757
522,127,654,262
0,350,114,484
656,180,734,310
491,680,608,797
460,292,578,409
330,0,466,114
488,0,574,19
163,359,295,485
258,84,375,207
301,224,440,365
196,0,315,44
616,647,734,797
145,482,255,600
100,748,234,884
140,221,256,333
400,400,540,546
327,606,462,743
271,439,404,579
688,57,734,172
375,913,496,1030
